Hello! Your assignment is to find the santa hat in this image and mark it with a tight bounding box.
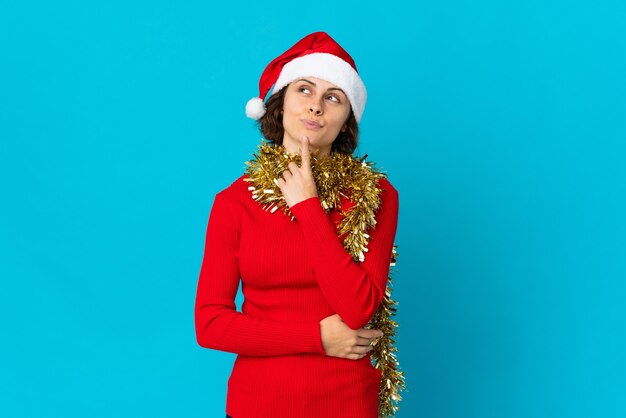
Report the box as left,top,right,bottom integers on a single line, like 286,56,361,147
245,31,367,123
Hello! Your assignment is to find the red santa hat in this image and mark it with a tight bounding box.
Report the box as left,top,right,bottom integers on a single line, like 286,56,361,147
245,31,367,123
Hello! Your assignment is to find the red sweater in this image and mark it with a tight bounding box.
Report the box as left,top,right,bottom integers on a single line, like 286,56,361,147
195,173,399,418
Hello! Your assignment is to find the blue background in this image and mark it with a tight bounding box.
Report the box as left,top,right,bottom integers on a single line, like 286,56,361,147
1,1,625,417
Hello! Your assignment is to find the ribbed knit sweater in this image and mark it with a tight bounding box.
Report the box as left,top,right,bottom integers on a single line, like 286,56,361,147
194,172,399,418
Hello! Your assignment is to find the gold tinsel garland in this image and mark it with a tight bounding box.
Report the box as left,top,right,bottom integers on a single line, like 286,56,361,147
243,139,406,417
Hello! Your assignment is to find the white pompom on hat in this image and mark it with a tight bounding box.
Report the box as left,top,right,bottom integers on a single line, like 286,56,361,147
245,31,367,123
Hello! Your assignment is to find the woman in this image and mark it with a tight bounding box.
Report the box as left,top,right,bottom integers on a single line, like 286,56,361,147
194,32,402,418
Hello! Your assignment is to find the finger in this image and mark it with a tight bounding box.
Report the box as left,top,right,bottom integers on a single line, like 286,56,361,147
356,336,374,346
357,329,384,339
287,161,299,174
353,345,374,354
300,135,311,172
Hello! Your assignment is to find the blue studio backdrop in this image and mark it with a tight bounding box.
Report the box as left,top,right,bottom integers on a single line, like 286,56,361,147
1,1,624,417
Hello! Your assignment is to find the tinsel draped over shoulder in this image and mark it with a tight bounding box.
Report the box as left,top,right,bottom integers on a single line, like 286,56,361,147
244,139,386,262
243,139,406,417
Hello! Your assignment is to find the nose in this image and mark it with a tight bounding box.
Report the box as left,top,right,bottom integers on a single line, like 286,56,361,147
308,99,323,115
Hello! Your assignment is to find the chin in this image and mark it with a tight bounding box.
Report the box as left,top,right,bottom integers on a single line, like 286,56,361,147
307,139,327,152
306,135,329,146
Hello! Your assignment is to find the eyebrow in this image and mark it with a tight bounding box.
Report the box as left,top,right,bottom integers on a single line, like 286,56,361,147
296,78,346,95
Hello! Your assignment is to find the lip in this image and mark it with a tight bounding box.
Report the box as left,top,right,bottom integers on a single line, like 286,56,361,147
300,118,322,129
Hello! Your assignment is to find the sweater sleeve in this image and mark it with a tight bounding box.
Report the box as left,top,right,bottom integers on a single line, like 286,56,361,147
289,179,399,330
194,191,326,356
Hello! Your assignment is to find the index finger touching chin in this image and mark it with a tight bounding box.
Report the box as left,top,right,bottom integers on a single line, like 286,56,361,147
300,136,311,166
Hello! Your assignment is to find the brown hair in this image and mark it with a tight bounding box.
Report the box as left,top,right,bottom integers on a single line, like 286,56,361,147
257,85,359,155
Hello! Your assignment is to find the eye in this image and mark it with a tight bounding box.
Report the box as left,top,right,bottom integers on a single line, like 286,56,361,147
298,86,311,94
326,94,341,103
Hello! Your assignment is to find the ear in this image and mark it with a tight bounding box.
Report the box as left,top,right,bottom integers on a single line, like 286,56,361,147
340,124,347,132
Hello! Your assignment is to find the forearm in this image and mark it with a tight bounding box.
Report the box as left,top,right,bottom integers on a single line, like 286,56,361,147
290,186,399,330
195,303,325,356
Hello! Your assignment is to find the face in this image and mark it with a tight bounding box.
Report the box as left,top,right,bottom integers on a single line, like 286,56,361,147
281,77,351,157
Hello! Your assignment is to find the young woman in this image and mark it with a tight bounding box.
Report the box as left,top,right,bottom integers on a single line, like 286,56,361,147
194,32,402,418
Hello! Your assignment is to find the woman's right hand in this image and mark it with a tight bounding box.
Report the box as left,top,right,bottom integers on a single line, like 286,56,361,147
319,314,384,360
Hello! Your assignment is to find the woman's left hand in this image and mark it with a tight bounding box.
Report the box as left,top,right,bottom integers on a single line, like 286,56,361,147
277,135,318,208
